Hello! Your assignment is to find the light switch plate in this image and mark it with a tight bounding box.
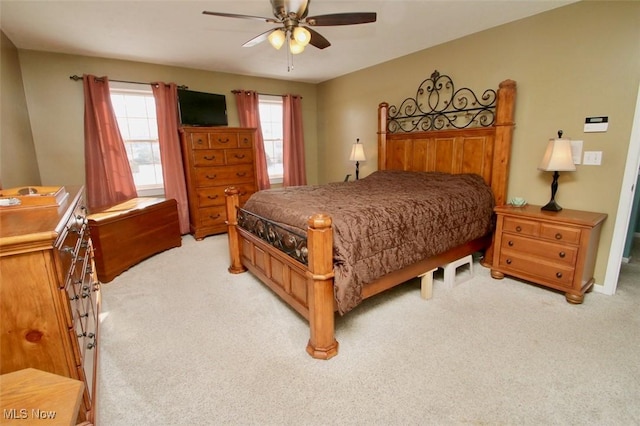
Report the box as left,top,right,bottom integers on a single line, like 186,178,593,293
571,140,583,164
583,151,602,165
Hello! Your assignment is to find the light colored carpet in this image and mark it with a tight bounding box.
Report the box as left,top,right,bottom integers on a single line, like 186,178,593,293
97,234,640,425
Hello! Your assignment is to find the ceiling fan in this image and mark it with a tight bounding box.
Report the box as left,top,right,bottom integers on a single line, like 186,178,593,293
202,0,376,55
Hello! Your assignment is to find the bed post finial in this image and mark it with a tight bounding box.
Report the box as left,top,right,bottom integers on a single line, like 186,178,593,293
306,213,339,360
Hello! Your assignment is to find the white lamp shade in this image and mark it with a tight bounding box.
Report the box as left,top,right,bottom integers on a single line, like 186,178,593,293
268,29,286,50
349,143,366,162
293,27,311,47
538,137,576,172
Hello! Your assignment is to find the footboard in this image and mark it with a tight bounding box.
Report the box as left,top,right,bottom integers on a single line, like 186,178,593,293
225,187,339,360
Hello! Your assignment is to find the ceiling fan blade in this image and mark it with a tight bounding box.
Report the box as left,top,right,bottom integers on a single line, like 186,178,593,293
306,27,331,49
242,29,276,47
305,12,377,26
202,11,277,23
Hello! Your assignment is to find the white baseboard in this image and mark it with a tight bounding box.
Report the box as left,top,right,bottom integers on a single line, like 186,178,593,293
592,283,612,295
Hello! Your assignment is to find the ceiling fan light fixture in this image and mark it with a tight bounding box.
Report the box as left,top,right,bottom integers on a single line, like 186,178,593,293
289,38,305,54
268,29,286,50
292,26,311,47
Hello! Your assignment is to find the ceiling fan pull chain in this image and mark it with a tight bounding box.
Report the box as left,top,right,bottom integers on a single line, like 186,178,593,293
287,31,294,72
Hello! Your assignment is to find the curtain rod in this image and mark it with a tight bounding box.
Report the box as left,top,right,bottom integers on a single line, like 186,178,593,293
69,75,188,90
231,89,302,99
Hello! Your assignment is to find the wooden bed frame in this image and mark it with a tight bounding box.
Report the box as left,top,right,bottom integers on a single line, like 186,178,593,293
225,72,516,359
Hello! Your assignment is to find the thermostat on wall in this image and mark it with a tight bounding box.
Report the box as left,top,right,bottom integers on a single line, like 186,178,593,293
584,116,608,132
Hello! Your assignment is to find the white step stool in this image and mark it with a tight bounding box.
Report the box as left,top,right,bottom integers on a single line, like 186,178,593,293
442,254,474,289
419,254,474,299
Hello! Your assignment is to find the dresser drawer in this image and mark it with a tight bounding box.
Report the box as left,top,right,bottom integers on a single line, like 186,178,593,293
539,223,581,245
500,234,577,266
198,187,226,207
225,148,254,165
497,252,575,288
190,133,211,149
198,183,256,208
195,165,255,187
238,133,253,148
193,150,225,167
210,132,238,148
199,206,227,227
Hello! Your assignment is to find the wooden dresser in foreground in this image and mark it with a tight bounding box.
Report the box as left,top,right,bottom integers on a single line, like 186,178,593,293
491,204,607,303
0,186,99,424
179,126,258,239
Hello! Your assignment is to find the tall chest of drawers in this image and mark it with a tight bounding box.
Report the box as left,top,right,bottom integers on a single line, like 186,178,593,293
179,126,258,239
0,186,99,424
490,204,607,304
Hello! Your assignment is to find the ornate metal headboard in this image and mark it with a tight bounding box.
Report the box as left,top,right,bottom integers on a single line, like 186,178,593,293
386,70,498,133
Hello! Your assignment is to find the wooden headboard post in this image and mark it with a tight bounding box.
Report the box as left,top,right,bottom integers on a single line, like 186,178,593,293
377,102,389,171
490,79,517,207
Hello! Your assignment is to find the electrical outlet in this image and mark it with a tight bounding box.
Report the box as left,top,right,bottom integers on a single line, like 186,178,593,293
583,151,602,165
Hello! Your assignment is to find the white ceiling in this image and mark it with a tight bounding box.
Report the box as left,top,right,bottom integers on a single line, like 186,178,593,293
1,0,575,84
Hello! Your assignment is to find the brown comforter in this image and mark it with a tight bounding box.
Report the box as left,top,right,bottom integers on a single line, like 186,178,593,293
242,170,495,314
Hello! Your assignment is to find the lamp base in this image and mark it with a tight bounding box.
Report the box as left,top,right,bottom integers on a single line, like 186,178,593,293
541,199,562,212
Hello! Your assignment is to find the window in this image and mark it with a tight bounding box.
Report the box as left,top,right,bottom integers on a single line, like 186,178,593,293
258,95,284,184
110,82,163,196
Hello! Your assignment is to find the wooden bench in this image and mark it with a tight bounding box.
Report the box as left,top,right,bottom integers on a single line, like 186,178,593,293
88,197,181,283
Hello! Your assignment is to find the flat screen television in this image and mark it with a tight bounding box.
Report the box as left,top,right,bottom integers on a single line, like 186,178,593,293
177,89,228,126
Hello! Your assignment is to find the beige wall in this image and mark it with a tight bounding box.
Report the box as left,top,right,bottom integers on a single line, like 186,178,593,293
15,51,319,187
0,31,40,188
317,1,640,285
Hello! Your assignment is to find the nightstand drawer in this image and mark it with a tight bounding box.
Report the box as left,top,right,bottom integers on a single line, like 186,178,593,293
503,217,539,237
500,234,577,266
540,223,581,245
497,252,575,288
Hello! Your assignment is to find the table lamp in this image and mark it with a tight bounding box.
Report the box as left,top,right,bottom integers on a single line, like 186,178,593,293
537,130,576,211
349,138,366,180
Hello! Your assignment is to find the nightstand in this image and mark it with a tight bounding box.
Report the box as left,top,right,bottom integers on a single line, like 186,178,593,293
490,204,607,303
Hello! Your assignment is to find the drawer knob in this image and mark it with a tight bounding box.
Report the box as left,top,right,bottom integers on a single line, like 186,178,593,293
206,174,217,180
87,342,95,350
204,155,216,160
515,226,522,232
556,272,563,278
555,233,562,240
559,251,566,258
210,214,221,219
237,172,247,177
235,154,246,159
508,240,514,247
196,138,205,144
218,138,229,143
207,195,219,200
506,258,512,265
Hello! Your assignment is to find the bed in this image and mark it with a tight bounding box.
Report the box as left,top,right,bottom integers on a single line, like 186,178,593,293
224,71,517,359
